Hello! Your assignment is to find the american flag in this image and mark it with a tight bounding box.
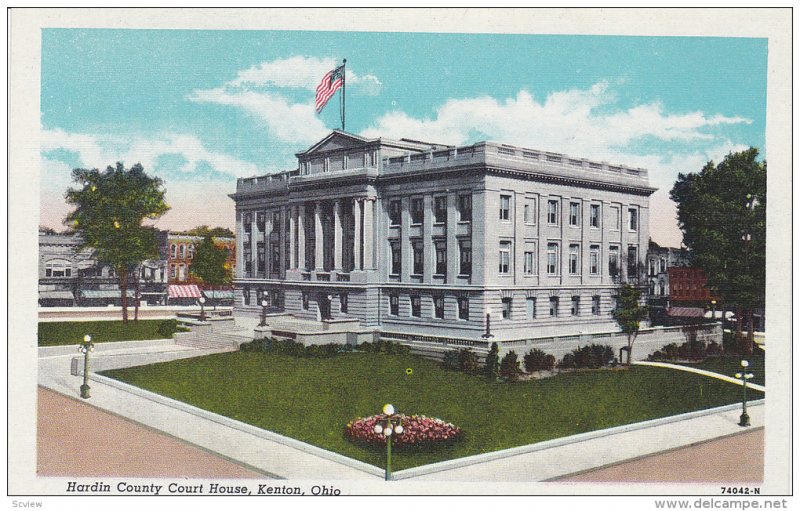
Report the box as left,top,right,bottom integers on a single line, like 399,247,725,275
315,64,345,113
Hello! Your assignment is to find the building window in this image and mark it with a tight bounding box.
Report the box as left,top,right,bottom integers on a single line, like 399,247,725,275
45,260,71,278
188,244,194,259
435,239,447,276
590,245,600,275
257,242,266,273
499,241,511,274
501,297,512,319
411,295,421,317
524,250,535,275
650,281,656,295
178,263,185,281
389,294,399,316
592,295,601,315
434,295,445,319
659,281,666,296
302,292,309,310
257,212,266,232
547,200,559,225
434,196,448,224
458,194,472,222
457,296,469,320
547,243,559,275
629,207,638,231
549,296,559,317
524,199,536,224
272,211,281,231
569,244,579,275
649,258,656,276
340,293,348,313
569,202,580,226
389,200,402,226
170,244,177,258
412,240,424,275
609,246,619,277
243,212,252,231
170,264,176,279
660,257,667,273
628,245,638,277
459,239,472,275
270,242,281,273
610,206,620,230
590,204,600,228
526,297,536,319
389,241,401,275
499,195,511,221
179,244,185,258
410,197,424,225
571,296,580,316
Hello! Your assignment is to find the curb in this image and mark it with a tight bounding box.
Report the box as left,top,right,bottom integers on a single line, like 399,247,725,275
633,360,766,392
391,399,765,480
89,373,384,478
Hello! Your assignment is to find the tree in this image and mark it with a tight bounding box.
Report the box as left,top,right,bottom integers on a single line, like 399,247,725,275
670,148,766,352
181,225,235,238
484,342,500,381
65,162,169,324
499,351,522,382
189,235,231,286
612,284,649,365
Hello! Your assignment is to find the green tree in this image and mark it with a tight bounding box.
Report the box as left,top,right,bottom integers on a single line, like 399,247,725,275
189,235,231,286
499,351,522,382
670,148,766,351
484,342,500,381
612,284,649,365
182,225,235,238
65,162,169,324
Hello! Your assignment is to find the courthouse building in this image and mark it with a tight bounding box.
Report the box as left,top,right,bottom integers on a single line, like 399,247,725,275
230,131,656,340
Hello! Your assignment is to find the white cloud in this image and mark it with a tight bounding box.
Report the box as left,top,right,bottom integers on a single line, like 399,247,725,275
228,55,382,95
41,128,261,178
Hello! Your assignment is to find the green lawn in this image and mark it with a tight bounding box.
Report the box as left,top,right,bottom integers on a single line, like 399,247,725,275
38,320,185,346
676,353,766,387
102,351,762,470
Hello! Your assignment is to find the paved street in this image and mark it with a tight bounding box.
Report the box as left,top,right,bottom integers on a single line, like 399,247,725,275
37,387,265,478
556,429,763,483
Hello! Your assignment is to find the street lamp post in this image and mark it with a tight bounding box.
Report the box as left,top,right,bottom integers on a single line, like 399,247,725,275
710,299,717,323
198,296,207,322
481,309,494,339
373,403,404,481
78,334,94,399
735,359,754,427
259,298,269,327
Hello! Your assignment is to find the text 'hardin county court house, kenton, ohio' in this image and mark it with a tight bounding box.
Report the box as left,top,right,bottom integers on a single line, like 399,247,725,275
229,130,660,346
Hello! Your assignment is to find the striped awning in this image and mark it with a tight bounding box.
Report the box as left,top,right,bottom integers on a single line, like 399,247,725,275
203,290,234,299
168,284,202,298
39,290,75,300
81,290,136,299
667,306,705,318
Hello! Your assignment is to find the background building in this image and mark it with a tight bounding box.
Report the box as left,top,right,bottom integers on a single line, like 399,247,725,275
230,131,655,341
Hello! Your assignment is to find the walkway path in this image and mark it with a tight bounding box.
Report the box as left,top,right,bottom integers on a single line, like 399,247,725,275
633,360,766,392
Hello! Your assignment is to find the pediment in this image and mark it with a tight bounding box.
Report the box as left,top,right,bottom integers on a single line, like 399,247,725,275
297,131,373,157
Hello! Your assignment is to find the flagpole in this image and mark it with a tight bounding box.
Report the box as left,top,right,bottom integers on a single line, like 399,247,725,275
341,58,346,132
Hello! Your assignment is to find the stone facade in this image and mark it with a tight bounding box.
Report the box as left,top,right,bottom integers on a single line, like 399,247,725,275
230,131,656,341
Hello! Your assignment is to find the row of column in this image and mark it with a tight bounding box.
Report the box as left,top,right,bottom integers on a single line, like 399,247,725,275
286,197,376,272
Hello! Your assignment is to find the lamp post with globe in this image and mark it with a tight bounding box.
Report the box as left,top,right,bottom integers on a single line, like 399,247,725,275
735,359,754,427
373,403,404,481
78,334,94,399
259,298,269,328
198,296,207,322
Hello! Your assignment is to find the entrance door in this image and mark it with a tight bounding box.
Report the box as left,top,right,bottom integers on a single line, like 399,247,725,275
318,293,332,320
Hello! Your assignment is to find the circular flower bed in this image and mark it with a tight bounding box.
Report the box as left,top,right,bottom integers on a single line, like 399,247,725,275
344,414,463,449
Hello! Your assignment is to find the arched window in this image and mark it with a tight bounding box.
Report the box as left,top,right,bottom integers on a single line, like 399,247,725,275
188,244,194,259
659,281,666,296
170,244,177,258
179,244,185,258
45,259,72,278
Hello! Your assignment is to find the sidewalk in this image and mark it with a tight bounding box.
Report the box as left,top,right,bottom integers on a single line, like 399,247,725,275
38,345,764,482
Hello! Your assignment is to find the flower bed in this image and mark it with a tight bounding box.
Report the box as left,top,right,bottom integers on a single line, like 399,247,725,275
345,414,463,449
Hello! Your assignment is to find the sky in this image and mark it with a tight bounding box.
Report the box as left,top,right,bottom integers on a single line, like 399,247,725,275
39,29,768,246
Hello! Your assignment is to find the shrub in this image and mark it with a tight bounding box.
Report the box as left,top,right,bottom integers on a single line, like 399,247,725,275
648,339,726,362
558,344,614,369
499,351,522,382
458,349,480,374
484,342,500,381
305,343,343,358
358,340,410,355
442,350,460,371
157,319,179,338
524,348,555,373
344,413,463,449
239,338,344,358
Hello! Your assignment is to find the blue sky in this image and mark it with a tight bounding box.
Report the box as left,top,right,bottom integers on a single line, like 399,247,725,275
40,29,768,245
